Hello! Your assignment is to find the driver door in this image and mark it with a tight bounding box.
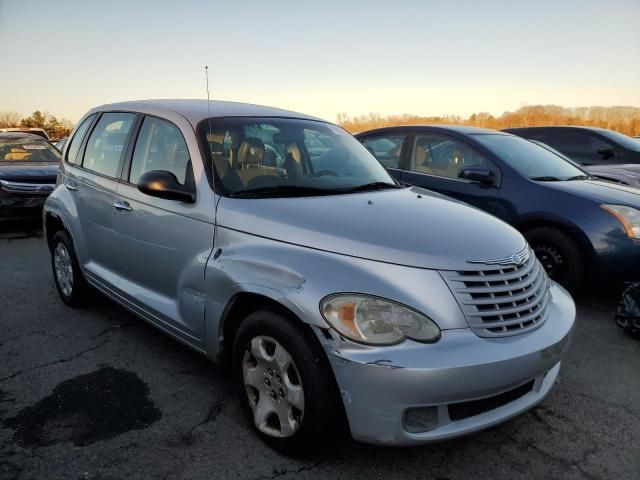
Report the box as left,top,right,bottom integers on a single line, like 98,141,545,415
402,132,511,221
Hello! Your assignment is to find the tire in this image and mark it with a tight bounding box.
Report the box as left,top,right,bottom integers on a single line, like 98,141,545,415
232,308,344,455
524,226,584,293
50,230,90,307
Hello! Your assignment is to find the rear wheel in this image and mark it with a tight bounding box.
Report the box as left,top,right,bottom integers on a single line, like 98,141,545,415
524,226,584,292
232,309,343,455
50,230,90,307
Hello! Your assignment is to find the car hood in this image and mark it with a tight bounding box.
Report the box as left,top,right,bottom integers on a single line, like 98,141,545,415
217,186,526,270
584,165,640,185
0,161,59,182
541,179,640,205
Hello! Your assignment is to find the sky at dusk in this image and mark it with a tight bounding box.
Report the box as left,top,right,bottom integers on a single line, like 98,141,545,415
1,0,639,124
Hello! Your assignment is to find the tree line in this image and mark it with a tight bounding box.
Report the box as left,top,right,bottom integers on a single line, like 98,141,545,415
0,111,74,140
337,105,640,136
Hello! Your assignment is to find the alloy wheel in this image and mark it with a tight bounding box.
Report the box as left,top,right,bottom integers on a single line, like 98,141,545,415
242,336,304,437
54,243,74,297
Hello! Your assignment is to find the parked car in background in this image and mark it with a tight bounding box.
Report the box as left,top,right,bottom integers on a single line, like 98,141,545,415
54,137,68,152
43,100,575,454
0,127,50,141
0,132,60,220
583,164,640,189
356,125,640,291
503,126,640,166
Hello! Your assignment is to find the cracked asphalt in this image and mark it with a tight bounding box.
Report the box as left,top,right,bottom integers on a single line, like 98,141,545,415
1,220,639,480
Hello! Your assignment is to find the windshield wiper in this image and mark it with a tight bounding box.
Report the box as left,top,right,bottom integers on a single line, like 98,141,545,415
530,176,562,182
229,185,338,198
337,182,405,193
566,174,591,181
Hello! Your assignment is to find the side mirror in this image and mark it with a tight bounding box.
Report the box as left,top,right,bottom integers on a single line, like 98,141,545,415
137,170,196,203
459,166,496,186
597,147,615,159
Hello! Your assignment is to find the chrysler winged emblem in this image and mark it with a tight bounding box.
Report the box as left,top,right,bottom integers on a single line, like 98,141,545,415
468,247,530,266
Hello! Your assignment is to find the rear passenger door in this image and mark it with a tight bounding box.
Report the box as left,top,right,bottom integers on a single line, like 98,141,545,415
113,115,212,345
65,112,137,284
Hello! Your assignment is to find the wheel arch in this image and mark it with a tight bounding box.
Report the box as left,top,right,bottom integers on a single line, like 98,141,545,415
514,215,595,261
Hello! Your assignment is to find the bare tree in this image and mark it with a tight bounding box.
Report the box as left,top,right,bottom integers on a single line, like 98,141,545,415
0,111,21,128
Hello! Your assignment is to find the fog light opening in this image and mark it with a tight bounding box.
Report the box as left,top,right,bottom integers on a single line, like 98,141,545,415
404,406,439,433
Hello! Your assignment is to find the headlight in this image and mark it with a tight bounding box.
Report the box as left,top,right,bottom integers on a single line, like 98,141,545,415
602,205,640,239
320,294,441,345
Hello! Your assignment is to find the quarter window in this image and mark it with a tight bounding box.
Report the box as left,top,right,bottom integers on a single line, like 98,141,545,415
66,114,95,165
361,134,405,168
129,116,191,185
410,134,491,179
82,113,136,177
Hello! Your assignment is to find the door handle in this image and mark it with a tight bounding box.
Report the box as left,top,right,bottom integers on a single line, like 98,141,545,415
113,200,132,212
65,182,78,191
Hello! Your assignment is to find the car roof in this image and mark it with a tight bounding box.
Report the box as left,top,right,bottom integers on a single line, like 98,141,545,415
356,124,507,136
504,125,615,133
92,99,327,126
0,132,49,140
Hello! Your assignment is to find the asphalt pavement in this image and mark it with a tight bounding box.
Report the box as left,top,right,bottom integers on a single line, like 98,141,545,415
1,221,638,480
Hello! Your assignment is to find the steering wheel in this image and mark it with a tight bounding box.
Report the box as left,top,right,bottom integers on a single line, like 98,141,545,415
312,169,339,177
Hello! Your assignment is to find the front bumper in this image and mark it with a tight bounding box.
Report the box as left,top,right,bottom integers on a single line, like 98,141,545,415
0,189,49,219
319,283,575,446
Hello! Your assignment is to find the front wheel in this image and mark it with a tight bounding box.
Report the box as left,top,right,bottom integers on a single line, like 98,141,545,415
524,226,584,293
232,309,344,455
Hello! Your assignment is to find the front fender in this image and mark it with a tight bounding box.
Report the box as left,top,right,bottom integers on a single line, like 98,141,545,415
203,226,468,359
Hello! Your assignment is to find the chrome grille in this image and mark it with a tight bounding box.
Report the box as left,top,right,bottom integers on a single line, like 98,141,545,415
0,179,55,195
441,247,550,338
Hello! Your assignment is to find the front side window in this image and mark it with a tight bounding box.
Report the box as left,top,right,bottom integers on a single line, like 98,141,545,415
198,117,398,197
474,134,586,181
66,114,95,164
360,134,405,168
551,131,612,154
129,116,191,185
410,134,491,179
82,112,136,177
0,136,61,162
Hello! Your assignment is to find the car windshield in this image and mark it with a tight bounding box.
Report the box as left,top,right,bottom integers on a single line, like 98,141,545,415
0,136,61,162
473,134,587,181
598,130,640,152
198,117,399,197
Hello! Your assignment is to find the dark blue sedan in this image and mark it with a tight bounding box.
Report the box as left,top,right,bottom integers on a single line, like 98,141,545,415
356,125,640,291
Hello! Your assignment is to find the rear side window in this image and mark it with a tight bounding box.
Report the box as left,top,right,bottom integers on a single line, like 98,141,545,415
361,134,405,168
129,116,191,185
66,114,95,164
82,113,136,177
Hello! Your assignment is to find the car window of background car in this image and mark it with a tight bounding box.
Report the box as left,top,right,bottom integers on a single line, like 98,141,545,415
598,129,640,152
0,137,61,162
129,116,191,185
66,115,96,165
199,117,395,194
474,134,585,180
551,131,612,154
360,134,405,168
410,134,492,179
82,113,136,177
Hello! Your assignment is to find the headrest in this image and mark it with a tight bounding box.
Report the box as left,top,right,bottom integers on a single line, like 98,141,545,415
237,138,265,166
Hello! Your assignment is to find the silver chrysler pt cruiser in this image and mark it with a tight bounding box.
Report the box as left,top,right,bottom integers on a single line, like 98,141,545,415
43,100,575,454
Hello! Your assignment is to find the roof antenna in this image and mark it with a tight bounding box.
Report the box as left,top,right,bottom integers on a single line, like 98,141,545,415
205,65,219,221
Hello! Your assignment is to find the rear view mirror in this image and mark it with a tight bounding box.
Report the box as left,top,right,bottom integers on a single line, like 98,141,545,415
459,166,496,186
137,170,196,203
597,147,615,159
